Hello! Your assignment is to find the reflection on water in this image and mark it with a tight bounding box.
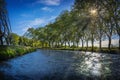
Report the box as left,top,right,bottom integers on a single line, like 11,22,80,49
0,49,120,80
73,52,111,77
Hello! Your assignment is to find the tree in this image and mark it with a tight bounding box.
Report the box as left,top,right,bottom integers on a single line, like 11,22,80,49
99,0,120,50
0,0,11,45
11,33,19,45
73,0,119,51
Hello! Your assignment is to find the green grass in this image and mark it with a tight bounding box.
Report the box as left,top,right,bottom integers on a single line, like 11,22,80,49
0,45,36,61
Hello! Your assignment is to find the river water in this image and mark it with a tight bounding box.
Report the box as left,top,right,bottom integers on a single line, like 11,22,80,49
0,49,120,80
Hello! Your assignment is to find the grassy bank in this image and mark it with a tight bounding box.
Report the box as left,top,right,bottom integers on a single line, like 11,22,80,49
41,47,120,54
0,46,36,61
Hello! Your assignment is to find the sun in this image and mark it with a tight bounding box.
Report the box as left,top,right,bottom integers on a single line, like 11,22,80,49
90,10,97,14
90,9,97,16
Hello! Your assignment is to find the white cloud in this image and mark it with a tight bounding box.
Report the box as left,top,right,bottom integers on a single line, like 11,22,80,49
19,18,45,33
41,7,54,12
30,18,45,26
18,16,57,34
36,0,61,6
21,14,32,17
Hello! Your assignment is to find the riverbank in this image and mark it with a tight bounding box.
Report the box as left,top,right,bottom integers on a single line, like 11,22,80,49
0,45,36,61
40,47,120,54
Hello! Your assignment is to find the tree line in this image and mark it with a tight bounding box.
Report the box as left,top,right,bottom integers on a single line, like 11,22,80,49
10,33,41,47
25,0,120,51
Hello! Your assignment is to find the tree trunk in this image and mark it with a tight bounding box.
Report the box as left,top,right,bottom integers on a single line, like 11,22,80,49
108,36,111,50
52,42,54,48
68,41,70,47
86,40,88,50
91,34,94,52
57,42,58,47
48,41,51,48
81,39,84,49
91,40,94,52
61,41,63,47
99,38,102,50
65,42,67,48
55,42,57,47
119,35,120,50
73,41,75,48
60,42,62,47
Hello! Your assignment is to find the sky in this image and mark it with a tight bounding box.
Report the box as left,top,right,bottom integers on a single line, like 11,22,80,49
6,0,74,36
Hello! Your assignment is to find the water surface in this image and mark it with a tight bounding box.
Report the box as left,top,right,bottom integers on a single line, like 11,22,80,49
0,49,120,80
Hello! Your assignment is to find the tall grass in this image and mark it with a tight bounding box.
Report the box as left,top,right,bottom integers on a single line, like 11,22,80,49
0,46,36,61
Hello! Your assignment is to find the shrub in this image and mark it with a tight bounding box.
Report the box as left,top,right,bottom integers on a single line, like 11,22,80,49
0,46,36,61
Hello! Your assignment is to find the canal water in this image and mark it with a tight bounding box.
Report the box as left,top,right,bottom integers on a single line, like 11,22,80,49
0,49,120,80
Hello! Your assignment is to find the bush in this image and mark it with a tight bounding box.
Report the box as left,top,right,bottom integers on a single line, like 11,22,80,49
0,47,15,60
0,46,36,61
15,48,25,55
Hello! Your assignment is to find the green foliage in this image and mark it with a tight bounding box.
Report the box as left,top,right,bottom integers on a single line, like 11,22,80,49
0,46,15,60
15,47,25,55
11,33,20,45
10,33,41,47
0,46,36,61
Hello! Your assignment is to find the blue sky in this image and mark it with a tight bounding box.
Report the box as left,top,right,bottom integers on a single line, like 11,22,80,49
6,0,74,35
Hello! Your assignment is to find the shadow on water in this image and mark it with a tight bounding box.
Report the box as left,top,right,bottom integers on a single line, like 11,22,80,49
0,49,120,80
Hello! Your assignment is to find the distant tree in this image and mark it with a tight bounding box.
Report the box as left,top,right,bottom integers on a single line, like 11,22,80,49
11,33,19,45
